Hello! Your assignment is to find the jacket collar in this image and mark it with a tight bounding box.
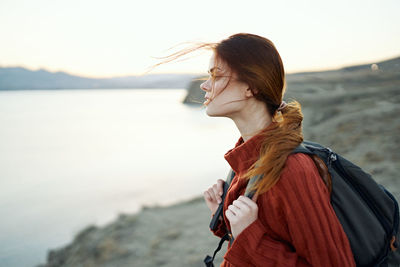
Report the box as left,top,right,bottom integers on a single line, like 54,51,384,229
224,122,277,175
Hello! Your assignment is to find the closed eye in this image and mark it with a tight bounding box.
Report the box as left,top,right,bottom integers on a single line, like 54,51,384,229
208,67,221,74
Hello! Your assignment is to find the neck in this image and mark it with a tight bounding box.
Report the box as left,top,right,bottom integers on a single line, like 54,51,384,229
230,100,272,142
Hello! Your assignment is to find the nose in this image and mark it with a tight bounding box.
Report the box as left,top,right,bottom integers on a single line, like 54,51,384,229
200,79,211,92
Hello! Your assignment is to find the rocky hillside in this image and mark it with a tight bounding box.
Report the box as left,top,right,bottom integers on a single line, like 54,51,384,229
37,56,400,267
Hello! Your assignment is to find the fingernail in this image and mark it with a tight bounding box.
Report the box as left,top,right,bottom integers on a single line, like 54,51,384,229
217,199,221,204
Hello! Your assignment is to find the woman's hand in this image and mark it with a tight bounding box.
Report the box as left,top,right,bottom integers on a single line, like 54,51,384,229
225,195,258,239
203,179,225,216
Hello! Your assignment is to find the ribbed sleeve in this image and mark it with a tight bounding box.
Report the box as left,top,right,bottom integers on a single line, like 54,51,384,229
210,214,228,238
221,153,356,267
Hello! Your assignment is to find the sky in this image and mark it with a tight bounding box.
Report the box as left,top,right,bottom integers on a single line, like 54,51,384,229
0,0,399,78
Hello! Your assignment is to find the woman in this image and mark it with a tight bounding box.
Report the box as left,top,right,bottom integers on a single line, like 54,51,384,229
199,33,356,266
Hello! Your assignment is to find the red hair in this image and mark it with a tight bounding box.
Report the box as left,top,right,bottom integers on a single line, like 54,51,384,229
152,33,304,197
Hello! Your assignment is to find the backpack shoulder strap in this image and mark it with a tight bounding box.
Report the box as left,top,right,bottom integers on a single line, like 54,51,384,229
244,141,331,199
292,141,314,155
209,168,235,230
292,141,333,193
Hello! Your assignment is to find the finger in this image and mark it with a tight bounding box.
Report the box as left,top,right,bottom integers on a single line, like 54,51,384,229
213,182,223,196
217,179,224,194
212,184,222,204
228,204,242,216
203,191,213,202
238,195,258,209
207,188,218,203
232,199,251,212
225,209,237,223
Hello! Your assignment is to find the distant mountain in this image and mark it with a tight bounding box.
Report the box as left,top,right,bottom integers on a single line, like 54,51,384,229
0,67,199,90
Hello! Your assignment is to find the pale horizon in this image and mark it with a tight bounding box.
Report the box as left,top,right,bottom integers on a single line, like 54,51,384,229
1,52,399,80
1,0,399,78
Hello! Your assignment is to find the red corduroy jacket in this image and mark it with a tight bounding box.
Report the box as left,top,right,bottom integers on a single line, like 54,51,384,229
211,123,356,266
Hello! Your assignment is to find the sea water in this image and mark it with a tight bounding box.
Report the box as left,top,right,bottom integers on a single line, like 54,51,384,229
0,88,238,267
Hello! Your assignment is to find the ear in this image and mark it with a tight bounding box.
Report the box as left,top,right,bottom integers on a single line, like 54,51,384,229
245,86,258,98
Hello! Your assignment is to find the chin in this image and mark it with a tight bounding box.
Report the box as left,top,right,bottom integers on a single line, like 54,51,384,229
205,107,218,117
205,107,227,118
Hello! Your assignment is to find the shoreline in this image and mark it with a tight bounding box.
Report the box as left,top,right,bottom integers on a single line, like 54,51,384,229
36,195,226,267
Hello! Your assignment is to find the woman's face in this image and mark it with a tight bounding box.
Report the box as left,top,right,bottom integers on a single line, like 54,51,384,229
200,53,251,118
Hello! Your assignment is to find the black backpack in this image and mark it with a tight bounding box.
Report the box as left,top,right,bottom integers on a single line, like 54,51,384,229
204,140,400,267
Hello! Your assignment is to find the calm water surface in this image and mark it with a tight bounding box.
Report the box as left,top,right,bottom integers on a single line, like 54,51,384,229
0,89,239,267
